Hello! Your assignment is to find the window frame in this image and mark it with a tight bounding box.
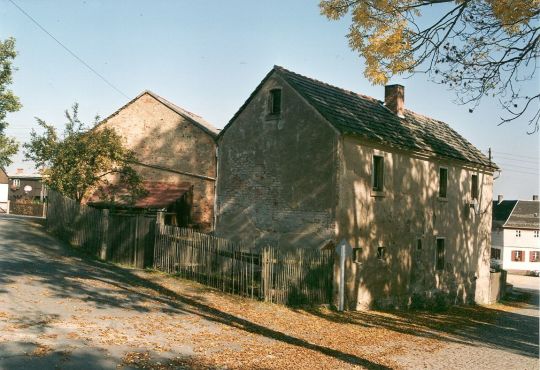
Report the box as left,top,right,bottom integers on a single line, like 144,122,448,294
530,251,540,263
436,237,445,271
534,230,539,238
376,246,386,260
511,250,524,262
372,155,385,193
353,248,362,263
438,167,448,199
268,88,282,115
490,247,501,260
516,230,521,237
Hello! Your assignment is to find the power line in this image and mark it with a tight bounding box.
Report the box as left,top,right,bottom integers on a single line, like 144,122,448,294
493,155,539,165
8,0,130,100
496,162,540,171
492,150,539,161
502,169,540,176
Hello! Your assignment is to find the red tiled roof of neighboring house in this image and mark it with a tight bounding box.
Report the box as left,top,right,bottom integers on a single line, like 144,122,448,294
89,181,192,210
219,66,497,170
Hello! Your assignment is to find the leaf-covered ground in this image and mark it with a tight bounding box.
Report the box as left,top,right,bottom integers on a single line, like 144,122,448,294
0,216,538,369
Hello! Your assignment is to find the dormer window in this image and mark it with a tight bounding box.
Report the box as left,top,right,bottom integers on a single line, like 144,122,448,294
269,89,282,115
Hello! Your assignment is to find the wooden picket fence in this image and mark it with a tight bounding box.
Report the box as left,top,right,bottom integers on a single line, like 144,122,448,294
154,224,334,305
46,190,334,306
46,190,156,268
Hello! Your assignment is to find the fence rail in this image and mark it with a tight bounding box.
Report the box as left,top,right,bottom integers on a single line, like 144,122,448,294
47,190,334,306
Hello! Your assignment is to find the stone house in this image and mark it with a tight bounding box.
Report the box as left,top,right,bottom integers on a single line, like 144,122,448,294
491,195,540,275
215,66,498,309
95,90,218,231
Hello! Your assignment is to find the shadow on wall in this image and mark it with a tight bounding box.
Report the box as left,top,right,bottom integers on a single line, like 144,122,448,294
215,96,338,251
128,124,216,231
342,141,491,309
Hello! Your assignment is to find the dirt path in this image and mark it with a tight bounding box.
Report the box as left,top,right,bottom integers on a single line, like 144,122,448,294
0,215,538,369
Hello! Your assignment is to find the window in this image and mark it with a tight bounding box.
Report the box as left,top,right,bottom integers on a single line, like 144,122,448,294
511,250,524,262
372,155,384,192
353,248,362,263
12,179,20,187
436,238,445,270
416,239,422,251
377,246,386,260
530,251,540,262
471,174,479,200
491,248,501,260
516,230,521,237
534,230,539,238
438,168,448,198
269,89,282,115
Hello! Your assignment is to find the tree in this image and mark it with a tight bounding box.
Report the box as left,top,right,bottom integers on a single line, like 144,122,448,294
0,37,21,167
319,0,540,132
24,104,145,203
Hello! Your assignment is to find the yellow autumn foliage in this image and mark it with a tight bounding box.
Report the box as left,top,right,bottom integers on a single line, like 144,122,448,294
320,0,539,84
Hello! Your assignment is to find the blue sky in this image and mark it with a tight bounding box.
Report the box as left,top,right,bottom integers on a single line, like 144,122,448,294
1,0,538,199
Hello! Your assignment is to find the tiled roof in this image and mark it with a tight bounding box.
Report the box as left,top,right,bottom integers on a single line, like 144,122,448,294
89,181,192,210
100,90,219,137
492,200,518,228
273,66,496,169
504,200,540,229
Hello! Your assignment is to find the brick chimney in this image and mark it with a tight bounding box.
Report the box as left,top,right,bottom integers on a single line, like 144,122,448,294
497,195,503,204
16,168,23,174
385,84,405,118
533,195,538,201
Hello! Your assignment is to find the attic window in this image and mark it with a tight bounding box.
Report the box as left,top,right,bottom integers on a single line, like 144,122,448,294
269,89,282,115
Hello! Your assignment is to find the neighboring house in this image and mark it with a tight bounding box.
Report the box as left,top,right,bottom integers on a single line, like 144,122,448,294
215,66,498,309
93,90,218,231
8,170,47,202
492,195,540,274
0,167,8,213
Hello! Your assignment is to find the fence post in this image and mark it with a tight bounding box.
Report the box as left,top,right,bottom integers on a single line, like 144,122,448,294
6,200,9,215
156,211,165,226
100,209,109,260
153,211,165,269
